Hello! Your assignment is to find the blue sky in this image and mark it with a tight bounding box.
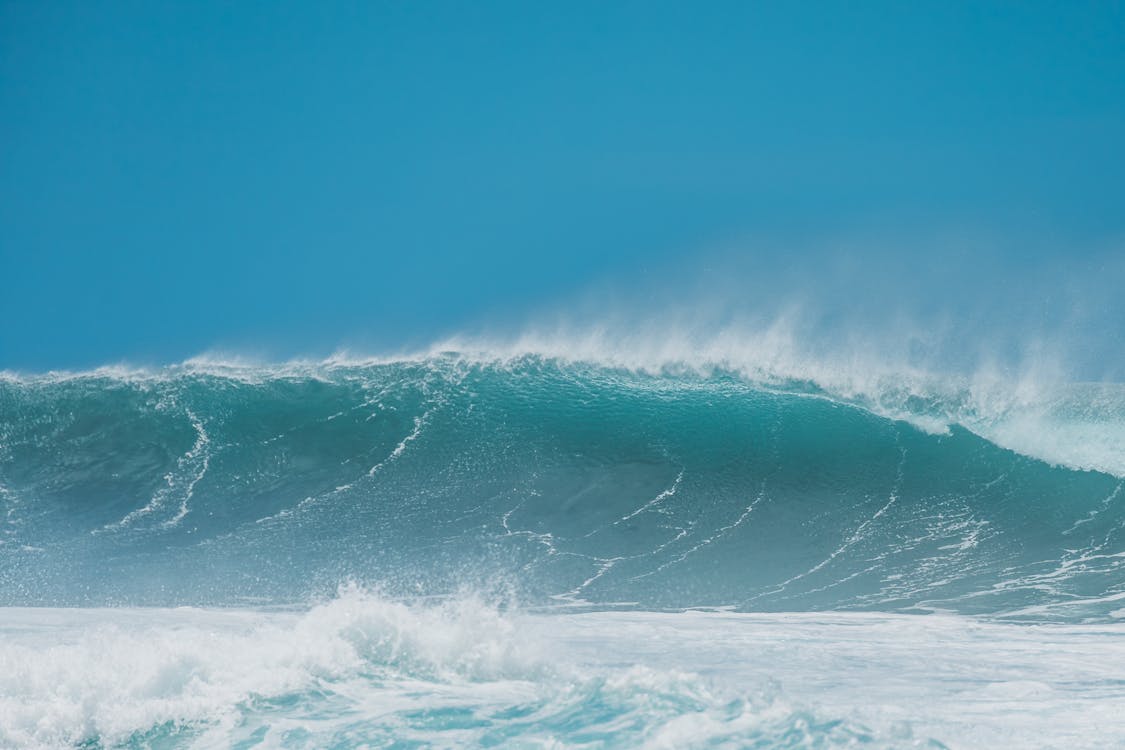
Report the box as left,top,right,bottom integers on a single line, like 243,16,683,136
2,1,1124,369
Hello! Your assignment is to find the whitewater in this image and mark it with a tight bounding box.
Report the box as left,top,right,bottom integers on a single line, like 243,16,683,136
2,345,1124,748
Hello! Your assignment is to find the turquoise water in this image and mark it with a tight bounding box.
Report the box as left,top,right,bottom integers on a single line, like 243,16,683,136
1,352,1123,747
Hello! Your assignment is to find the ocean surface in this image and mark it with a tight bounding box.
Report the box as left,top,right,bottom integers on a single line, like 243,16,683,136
1,350,1124,748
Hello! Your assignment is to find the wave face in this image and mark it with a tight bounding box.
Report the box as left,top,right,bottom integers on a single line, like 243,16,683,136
2,354,1122,621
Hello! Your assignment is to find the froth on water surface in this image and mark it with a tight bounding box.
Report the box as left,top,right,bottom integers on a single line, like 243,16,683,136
2,585,1123,749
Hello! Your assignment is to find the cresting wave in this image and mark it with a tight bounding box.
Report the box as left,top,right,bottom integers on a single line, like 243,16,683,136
1,347,1122,619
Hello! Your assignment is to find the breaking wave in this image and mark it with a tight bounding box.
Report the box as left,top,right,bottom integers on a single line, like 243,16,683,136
2,348,1122,620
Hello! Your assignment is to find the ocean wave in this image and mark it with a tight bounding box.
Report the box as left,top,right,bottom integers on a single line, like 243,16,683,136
1,351,1123,617
5,336,1121,475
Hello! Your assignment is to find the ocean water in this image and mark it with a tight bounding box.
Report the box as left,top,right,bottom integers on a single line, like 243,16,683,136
1,350,1123,748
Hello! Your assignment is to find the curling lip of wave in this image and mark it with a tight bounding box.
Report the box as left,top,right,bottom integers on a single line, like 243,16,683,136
3,338,1123,478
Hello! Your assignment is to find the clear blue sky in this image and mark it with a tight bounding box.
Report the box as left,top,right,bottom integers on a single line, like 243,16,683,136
2,1,1124,369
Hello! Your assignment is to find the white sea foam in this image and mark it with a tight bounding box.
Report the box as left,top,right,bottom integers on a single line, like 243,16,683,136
2,588,1124,748
0,585,541,749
